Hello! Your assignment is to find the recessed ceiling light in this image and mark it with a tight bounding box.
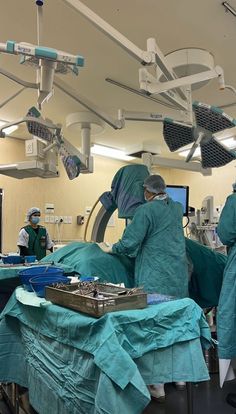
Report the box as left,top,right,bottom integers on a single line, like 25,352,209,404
0,121,18,135
91,144,135,161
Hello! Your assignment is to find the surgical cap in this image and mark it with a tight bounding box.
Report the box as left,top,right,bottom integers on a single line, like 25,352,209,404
143,175,166,194
27,207,41,221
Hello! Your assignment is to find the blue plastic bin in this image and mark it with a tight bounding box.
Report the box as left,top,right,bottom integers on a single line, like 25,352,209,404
18,266,64,292
2,255,24,265
30,275,69,297
25,255,36,263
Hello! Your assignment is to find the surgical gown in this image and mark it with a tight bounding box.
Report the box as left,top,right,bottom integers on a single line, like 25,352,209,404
217,193,236,358
112,197,189,297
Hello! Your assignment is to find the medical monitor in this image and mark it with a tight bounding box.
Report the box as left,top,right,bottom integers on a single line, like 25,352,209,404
166,185,189,216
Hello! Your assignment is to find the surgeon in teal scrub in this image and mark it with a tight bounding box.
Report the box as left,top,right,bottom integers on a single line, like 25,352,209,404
216,184,236,409
98,174,189,402
217,185,236,359
98,174,188,297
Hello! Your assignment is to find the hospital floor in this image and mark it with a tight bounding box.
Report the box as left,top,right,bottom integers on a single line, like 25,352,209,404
0,375,235,414
143,374,236,413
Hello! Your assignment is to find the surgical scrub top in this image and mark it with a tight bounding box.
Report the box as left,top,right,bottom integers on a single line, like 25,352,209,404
217,193,236,358
112,196,189,297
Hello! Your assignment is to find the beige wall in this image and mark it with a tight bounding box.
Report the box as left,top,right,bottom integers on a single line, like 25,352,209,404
158,163,236,210
0,139,129,252
1,138,235,252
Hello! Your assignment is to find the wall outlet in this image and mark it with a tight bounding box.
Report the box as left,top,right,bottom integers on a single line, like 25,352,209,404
49,216,55,223
63,216,68,224
77,215,84,225
45,203,55,214
25,140,34,155
85,206,92,215
45,215,50,223
59,216,64,223
54,216,59,223
67,216,72,224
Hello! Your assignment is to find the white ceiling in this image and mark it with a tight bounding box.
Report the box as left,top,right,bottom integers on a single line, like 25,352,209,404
1,0,236,157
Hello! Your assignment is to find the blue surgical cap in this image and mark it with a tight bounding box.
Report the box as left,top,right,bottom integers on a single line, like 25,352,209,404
143,175,166,194
27,207,41,221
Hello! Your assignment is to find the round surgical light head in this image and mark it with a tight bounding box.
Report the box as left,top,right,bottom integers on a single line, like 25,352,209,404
66,112,105,135
156,48,215,90
143,175,166,194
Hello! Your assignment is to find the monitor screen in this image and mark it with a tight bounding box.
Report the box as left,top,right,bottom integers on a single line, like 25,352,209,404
166,185,189,216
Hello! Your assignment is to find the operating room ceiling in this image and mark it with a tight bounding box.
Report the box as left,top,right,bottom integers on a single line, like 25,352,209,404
1,0,236,158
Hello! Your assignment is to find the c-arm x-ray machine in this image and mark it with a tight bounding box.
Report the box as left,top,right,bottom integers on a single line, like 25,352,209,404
0,0,236,179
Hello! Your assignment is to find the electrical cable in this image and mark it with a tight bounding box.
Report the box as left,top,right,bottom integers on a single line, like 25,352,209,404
54,222,59,243
183,216,190,228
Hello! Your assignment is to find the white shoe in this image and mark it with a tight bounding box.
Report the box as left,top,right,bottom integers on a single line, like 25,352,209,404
148,384,165,402
175,381,186,390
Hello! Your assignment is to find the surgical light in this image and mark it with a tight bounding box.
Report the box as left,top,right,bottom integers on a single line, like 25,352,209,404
178,138,236,158
163,102,236,168
91,144,135,161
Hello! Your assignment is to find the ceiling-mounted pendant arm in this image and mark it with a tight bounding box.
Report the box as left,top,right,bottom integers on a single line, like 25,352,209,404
139,68,189,111
0,68,38,89
62,0,218,108
142,66,225,96
0,41,84,68
43,141,58,153
61,0,152,64
54,76,124,129
142,152,212,176
147,38,187,101
119,109,184,123
0,38,84,109
148,38,178,81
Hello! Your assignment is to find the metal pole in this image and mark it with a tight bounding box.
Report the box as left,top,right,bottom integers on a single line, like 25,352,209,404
186,382,194,414
81,126,91,156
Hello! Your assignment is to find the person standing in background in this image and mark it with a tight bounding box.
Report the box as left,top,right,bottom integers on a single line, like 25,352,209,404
17,207,54,260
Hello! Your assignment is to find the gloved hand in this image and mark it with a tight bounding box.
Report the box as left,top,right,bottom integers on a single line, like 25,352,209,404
96,242,113,253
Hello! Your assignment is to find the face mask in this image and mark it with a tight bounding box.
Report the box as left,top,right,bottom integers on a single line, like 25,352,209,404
31,216,40,224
